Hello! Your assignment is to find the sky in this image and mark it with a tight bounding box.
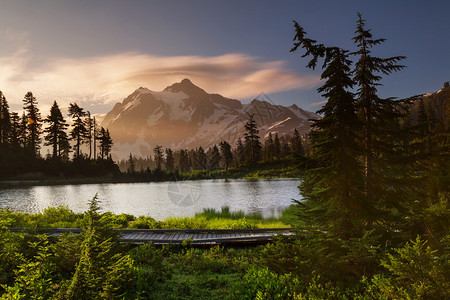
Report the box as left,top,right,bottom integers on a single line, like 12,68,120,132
0,0,449,115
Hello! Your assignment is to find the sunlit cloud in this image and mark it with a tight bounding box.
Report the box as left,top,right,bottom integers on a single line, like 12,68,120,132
308,100,327,108
0,43,320,114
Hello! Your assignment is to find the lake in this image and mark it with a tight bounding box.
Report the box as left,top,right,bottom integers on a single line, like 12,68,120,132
0,178,301,220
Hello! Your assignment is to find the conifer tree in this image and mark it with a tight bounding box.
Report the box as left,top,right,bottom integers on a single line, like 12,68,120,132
352,13,406,212
23,91,42,156
68,103,88,158
264,132,274,162
291,128,305,157
127,153,135,173
219,141,233,171
235,137,245,166
153,145,163,170
0,91,10,146
207,145,221,171
97,127,113,160
292,23,366,235
9,112,21,149
196,146,207,170
178,149,189,172
274,133,281,160
165,148,174,171
85,111,93,159
44,101,69,159
243,113,262,164
18,112,28,149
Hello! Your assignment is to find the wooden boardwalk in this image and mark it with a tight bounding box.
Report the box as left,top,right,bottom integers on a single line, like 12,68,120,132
8,228,294,245
119,228,294,245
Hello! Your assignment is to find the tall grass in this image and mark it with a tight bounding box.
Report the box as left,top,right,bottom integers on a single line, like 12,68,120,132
2,204,298,229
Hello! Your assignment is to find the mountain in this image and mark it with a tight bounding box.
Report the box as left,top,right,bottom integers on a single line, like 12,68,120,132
407,85,449,128
102,79,319,159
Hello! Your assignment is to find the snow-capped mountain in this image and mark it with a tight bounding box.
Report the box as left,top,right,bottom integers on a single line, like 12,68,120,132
102,78,319,159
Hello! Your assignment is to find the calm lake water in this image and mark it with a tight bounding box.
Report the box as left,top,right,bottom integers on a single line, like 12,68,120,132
0,179,301,220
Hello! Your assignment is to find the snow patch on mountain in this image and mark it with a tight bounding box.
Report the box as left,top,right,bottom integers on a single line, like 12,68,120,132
102,79,319,159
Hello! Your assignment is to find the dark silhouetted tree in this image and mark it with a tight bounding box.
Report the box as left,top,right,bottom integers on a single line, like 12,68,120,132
165,148,174,171
196,146,207,170
219,141,233,171
207,145,221,171
23,91,42,156
352,13,406,208
0,91,10,146
44,101,69,159
291,128,305,157
69,103,88,159
292,22,366,236
153,145,163,170
244,113,262,164
264,132,274,162
97,127,113,160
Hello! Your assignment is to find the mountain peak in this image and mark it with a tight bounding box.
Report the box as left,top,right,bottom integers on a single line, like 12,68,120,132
164,78,207,97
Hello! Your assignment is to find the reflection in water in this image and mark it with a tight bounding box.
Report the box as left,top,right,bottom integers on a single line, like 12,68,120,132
0,179,301,220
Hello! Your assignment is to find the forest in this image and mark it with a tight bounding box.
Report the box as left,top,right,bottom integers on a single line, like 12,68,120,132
0,14,449,299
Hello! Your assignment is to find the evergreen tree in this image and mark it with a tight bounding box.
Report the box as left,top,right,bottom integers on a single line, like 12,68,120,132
243,113,262,164
219,141,233,171
85,111,93,159
264,132,274,162
127,153,135,173
43,101,69,159
153,145,163,170
165,148,174,171
178,149,190,172
274,133,281,160
292,23,366,235
23,91,42,156
352,13,406,209
93,117,97,159
9,112,21,149
207,145,221,171
196,146,207,170
0,91,10,146
18,112,28,149
235,138,245,166
97,127,113,160
68,103,88,159
291,128,305,157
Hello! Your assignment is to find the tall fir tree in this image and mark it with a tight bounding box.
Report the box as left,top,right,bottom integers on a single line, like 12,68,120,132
264,132,274,162
243,113,262,164
0,91,11,146
68,103,88,159
235,137,245,166
291,128,305,157
207,145,221,171
352,13,408,225
9,112,21,149
85,111,93,159
165,148,174,171
196,146,207,170
97,127,113,160
153,145,163,170
292,22,366,235
23,91,42,156
219,141,233,171
43,101,69,159
178,149,190,172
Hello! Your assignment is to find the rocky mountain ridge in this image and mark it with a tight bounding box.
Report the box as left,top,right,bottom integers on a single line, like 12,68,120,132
102,79,319,159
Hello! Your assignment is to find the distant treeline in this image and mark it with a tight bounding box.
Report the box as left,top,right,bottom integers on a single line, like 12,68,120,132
118,113,308,174
0,93,118,178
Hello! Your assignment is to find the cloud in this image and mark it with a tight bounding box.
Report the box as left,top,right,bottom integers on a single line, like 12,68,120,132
0,47,320,114
308,100,327,108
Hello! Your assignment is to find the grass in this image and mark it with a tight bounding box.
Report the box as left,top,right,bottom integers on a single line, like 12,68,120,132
1,204,298,229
